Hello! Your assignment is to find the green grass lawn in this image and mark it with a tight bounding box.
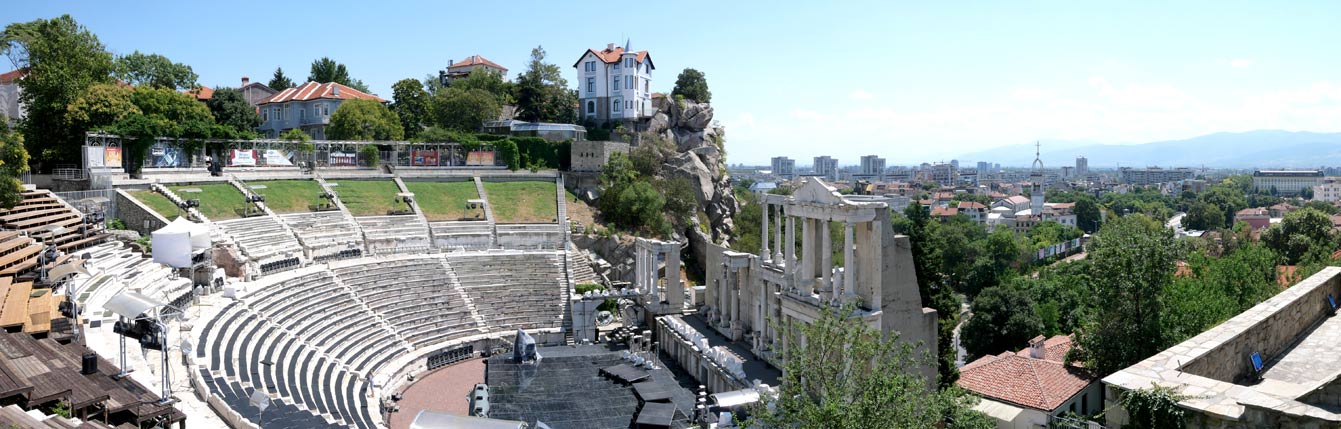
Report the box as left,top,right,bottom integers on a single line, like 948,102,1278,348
482,181,558,223
404,181,485,221
248,180,326,214
126,190,181,220
327,180,405,216
168,183,248,220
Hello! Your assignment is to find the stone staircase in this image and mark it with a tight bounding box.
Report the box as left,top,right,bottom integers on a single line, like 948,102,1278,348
438,256,490,334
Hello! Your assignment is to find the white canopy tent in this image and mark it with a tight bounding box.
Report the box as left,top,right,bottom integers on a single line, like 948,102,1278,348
151,217,209,268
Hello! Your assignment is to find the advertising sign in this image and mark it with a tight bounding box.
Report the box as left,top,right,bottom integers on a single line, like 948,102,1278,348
104,147,122,167
230,149,257,166
85,146,105,168
262,149,293,166
329,151,357,167
466,151,495,166
149,145,184,168
411,150,439,166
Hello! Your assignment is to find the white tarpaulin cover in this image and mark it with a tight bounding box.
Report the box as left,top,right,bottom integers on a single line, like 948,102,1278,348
152,217,196,267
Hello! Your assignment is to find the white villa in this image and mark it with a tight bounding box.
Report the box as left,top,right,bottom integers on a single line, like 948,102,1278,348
574,41,655,124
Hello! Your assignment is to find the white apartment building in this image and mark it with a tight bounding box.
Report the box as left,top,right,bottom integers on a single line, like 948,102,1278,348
1312,179,1341,202
1253,170,1324,196
574,41,655,124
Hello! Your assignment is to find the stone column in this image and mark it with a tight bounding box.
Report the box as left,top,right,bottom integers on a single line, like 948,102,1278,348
800,218,814,282
773,204,784,263
844,220,855,300
720,266,730,323
760,202,770,261
820,219,832,300
667,245,683,309
785,213,797,272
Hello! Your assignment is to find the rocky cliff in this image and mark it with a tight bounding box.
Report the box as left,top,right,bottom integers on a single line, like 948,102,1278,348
649,97,737,278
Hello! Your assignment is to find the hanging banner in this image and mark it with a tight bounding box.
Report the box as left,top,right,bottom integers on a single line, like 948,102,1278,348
262,149,293,166
411,149,438,166
149,145,184,168
104,147,122,167
230,149,257,166
329,151,357,167
466,151,495,166
85,146,105,168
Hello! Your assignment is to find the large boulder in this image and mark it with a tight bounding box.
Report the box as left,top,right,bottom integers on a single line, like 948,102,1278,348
667,151,717,207
674,102,714,132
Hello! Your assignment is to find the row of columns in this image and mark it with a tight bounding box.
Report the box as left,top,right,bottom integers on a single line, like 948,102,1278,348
636,239,682,310
759,202,859,304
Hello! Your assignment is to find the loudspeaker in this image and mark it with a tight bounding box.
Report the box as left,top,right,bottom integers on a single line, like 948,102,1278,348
81,352,98,375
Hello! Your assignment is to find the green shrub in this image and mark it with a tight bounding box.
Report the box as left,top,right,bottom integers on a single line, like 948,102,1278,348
107,218,128,230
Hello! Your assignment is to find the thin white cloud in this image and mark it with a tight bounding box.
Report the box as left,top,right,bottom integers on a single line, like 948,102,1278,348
1226,58,1254,68
848,90,874,100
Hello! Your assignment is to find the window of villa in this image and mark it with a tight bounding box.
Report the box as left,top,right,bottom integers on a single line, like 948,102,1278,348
587,77,595,92
586,101,595,115
625,58,633,68
613,75,620,89
612,99,620,112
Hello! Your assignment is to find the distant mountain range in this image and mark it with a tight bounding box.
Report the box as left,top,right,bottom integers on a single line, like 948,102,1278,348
957,131,1341,169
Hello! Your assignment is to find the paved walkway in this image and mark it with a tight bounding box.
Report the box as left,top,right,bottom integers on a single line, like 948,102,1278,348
1262,313,1341,384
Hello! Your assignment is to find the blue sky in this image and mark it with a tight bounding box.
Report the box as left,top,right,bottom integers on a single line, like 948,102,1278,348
6,1,1341,165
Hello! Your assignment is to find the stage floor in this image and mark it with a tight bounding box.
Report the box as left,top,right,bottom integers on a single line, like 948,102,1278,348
485,343,700,429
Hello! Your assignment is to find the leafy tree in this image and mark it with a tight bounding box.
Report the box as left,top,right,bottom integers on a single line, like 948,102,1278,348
205,87,260,135
1183,200,1224,231
746,305,993,429
1025,221,1082,250
1073,214,1183,374
326,99,404,141
962,284,1043,359
268,67,294,90
1073,194,1102,233
430,88,499,132
390,78,429,138
1302,200,1339,215
1261,208,1337,264
1198,184,1248,227
112,50,198,90
308,57,350,85
110,113,171,177
279,128,311,142
671,68,712,103
129,86,214,124
514,46,576,123
0,122,31,208
1119,385,1188,429
66,83,140,132
1,15,114,165
451,68,515,106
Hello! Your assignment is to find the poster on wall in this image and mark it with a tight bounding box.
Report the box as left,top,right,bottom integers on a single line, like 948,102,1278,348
149,145,184,168
329,151,357,166
104,147,122,167
230,149,257,166
411,150,438,166
465,151,495,166
262,149,293,166
85,146,105,168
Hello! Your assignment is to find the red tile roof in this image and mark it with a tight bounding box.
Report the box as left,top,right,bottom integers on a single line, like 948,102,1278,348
258,81,384,105
184,85,213,100
0,68,27,84
931,207,958,217
957,335,1095,412
447,55,508,72
573,46,652,68
957,201,987,210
